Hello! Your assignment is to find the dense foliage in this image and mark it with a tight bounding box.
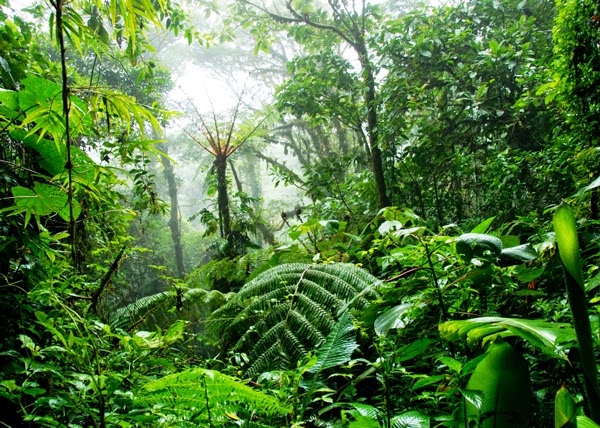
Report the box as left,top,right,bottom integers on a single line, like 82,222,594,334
2,0,600,427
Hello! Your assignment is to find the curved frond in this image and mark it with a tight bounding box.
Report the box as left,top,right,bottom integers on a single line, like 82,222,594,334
110,287,231,332
135,368,291,426
208,263,380,375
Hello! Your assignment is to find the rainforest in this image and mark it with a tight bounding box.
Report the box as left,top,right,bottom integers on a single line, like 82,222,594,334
1,0,600,426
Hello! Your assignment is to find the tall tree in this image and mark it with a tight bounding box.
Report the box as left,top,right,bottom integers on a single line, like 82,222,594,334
236,0,391,208
378,0,555,224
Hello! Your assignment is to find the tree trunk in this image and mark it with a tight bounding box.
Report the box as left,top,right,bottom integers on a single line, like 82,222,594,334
158,143,185,278
215,155,231,238
356,41,390,209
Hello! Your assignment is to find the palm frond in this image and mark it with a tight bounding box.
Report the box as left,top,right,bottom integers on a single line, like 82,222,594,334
208,263,380,375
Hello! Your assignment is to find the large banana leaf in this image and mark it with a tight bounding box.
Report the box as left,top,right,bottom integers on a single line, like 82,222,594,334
439,317,575,360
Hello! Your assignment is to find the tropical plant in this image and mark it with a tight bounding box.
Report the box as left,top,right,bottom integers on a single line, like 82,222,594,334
182,97,270,252
131,367,292,427
208,262,380,375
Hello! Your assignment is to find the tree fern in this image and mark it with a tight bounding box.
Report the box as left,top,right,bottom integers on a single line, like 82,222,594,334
133,368,291,427
208,263,380,375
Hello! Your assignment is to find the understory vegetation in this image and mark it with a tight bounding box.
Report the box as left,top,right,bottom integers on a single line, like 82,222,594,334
2,0,600,426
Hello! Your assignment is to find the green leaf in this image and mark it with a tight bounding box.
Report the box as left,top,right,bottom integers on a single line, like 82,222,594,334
374,303,413,336
574,175,600,197
209,263,379,375
460,388,484,411
470,216,495,234
11,130,64,175
555,384,577,428
11,183,80,226
439,356,462,374
578,415,600,428
379,220,402,235
463,339,530,428
12,128,96,183
138,368,292,422
348,402,381,419
308,312,358,374
0,88,18,110
499,244,538,265
499,235,521,248
396,338,436,362
18,76,62,111
411,374,446,390
513,265,545,282
553,204,584,288
391,410,430,428
439,317,575,360
348,414,380,428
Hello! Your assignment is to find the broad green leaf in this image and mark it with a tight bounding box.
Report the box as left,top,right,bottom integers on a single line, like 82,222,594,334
555,384,576,428
18,76,62,111
513,265,545,282
308,312,358,373
0,88,18,110
18,334,37,352
379,220,402,235
463,339,530,428
499,244,538,265
574,175,600,197
349,402,381,419
12,130,65,176
470,216,495,234
348,414,380,428
553,204,584,289
11,183,80,226
460,388,484,411
375,303,413,336
138,368,291,421
411,374,447,390
578,415,600,428
439,356,462,374
391,410,430,428
439,317,575,360
499,235,520,248
396,338,436,362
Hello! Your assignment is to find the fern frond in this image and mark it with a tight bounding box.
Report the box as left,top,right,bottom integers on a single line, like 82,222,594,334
208,263,380,375
110,287,231,333
110,290,173,331
135,368,291,426
299,312,359,417
308,312,358,374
